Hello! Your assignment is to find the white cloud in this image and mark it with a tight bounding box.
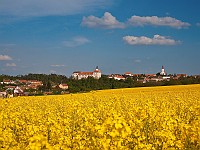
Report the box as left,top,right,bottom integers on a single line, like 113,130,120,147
0,55,12,60
51,64,65,67
128,16,190,29
63,36,90,47
134,59,141,63
0,43,16,47
81,12,125,29
6,63,16,67
123,35,180,45
196,23,200,27
0,0,111,17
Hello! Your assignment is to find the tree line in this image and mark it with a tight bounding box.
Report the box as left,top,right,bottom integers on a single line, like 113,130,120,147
1,74,200,94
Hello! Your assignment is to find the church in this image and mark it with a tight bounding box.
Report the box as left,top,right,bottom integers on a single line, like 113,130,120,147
72,66,101,80
160,65,167,76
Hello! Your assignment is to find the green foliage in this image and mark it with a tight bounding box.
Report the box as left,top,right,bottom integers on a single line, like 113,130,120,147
1,74,200,94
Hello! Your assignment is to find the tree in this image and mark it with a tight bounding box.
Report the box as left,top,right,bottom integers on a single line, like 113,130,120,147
47,81,52,91
156,72,161,76
125,77,134,88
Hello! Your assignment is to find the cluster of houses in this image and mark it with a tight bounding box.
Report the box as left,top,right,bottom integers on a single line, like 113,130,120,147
108,66,188,83
0,79,43,97
1,79,43,89
0,65,191,98
72,66,188,83
0,79,68,98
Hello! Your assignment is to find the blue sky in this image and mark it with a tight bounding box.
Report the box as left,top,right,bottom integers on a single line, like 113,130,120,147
0,0,200,76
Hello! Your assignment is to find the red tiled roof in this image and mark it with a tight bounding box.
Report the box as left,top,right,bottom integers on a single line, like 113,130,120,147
145,74,156,77
29,80,39,82
3,79,11,82
93,70,101,72
79,72,93,75
115,75,124,78
19,80,28,83
5,86,16,89
125,72,132,74
177,74,187,76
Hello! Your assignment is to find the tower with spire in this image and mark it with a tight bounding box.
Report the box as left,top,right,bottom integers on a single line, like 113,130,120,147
93,66,101,79
160,65,166,76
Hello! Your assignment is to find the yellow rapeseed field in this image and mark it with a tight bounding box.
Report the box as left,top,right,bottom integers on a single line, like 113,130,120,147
0,84,200,149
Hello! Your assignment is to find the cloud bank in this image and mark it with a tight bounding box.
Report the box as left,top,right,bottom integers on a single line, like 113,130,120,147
128,16,190,29
0,0,110,17
196,23,200,27
51,64,65,67
82,13,190,29
82,12,125,29
0,55,12,60
134,59,141,63
63,36,90,47
123,35,180,45
6,63,16,67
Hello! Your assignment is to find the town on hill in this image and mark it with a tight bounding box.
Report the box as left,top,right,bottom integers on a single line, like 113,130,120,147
1,66,200,97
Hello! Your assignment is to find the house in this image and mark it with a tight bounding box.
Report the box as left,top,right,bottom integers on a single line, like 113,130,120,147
124,72,134,77
26,80,43,89
59,84,69,90
14,86,24,96
28,80,43,85
177,74,187,78
193,75,200,78
172,74,187,80
133,74,144,77
72,66,101,80
18,80,28,84
145,74,156,77
162,76,171,80
5,86,16,90
108,74,126,80
1,79,15,85
0,92,7,98
149,77,164,82
114,75,125,80
137,77,149,83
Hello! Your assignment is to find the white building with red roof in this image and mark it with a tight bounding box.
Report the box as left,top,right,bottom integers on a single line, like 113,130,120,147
59,84,69,90
124,72,133,77
72,66,101,80
108,74,126,80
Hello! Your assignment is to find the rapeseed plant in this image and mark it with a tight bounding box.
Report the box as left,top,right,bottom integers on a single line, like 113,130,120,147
0,84,200,149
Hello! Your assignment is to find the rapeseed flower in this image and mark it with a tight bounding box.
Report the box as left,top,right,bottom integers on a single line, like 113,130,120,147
0,84,200,149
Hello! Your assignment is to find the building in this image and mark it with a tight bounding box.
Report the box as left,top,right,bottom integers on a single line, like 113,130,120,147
0,92,6,98
72,66,101,80
108,74,126,80
177,74,187,78
137,77,149,83
18,80,28,84
14,86,24,96
145,74,156,77
59,84,69,90
1,79,15,85
160,65,167,76
124,72,134,77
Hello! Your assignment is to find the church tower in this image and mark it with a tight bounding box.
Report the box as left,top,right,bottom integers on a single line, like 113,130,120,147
93,66,101,79
160,65,166,76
